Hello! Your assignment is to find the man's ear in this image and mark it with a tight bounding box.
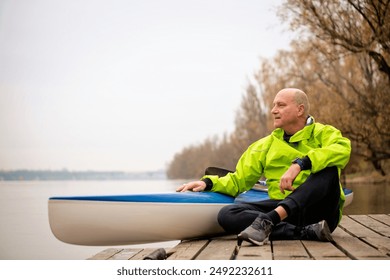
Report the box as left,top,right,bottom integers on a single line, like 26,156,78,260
297,104,305,116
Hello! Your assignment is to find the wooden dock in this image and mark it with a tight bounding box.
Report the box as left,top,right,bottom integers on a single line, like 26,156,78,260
88,214,390,260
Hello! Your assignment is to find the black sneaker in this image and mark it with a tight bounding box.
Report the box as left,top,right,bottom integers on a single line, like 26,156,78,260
237,215,274,246
302,220,334,242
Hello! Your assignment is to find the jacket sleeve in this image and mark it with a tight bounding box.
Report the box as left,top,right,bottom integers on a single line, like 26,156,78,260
307,125,351,173
201,138,268,197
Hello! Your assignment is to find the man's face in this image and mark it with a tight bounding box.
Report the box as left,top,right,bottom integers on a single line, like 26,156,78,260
271,91,300,131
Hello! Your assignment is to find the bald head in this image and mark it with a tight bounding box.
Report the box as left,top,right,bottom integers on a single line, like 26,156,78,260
277,88,310,115
271,88,311,135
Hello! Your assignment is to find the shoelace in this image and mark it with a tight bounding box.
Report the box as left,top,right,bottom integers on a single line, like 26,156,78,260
252,218,273,231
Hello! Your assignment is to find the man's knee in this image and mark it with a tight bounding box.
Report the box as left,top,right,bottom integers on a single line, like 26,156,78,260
217,204,259,234
318,166,339,180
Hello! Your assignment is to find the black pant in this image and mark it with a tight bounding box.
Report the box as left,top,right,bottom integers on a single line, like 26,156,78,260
217,167,341,240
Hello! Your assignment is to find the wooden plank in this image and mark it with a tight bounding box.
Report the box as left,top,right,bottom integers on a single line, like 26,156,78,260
362,236,390,256
130,248,164,260
195,238,237,260
301,241,349,260
341,215,390,257
339,215,380,238
272,240,310,260
369,214,390,227
332,227,389,259
361,215,390,237
110,248,143,260
167,239,209,260
349,215,390,237
87,214,390,260
87,248,122,260
236,243,273,260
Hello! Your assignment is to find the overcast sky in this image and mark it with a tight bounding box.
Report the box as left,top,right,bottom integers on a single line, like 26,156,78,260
0,0,293,172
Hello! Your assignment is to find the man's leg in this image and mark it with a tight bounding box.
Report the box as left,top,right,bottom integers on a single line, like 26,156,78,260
278,166,341,231
238,167,341,244
217,199,280,234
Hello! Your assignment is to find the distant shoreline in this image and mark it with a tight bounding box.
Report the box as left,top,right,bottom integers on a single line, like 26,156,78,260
0,169,167,181
1,169,388,183
345,173,389,184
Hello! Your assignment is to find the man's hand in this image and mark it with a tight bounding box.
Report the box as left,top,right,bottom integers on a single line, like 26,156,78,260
279,164,301,194
176,181,207,192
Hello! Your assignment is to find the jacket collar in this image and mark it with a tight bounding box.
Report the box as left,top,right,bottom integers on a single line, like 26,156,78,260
272,116,315,143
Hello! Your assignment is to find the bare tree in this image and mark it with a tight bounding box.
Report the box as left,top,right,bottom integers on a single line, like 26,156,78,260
233,84,268,147
282,0,390,80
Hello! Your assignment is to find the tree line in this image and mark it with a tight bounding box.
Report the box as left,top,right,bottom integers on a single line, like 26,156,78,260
0,169,166,181
167,0,390,179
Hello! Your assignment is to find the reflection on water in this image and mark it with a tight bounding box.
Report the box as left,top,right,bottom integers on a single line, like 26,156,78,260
343,182,390,215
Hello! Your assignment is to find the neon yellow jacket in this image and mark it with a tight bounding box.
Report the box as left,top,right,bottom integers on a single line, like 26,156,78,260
202,119,351,220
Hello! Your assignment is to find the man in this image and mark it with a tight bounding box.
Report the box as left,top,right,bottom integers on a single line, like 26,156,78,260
177,88,351,245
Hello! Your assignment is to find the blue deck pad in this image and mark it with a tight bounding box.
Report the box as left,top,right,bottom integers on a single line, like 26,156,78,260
50,188,352,204
50,191,236,204
343,188,352,195
234,189,269,203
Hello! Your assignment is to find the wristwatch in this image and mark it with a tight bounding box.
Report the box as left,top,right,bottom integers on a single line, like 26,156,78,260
292,157,304,170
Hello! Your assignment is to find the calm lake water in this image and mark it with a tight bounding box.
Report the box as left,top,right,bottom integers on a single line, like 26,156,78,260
0,179,389,260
